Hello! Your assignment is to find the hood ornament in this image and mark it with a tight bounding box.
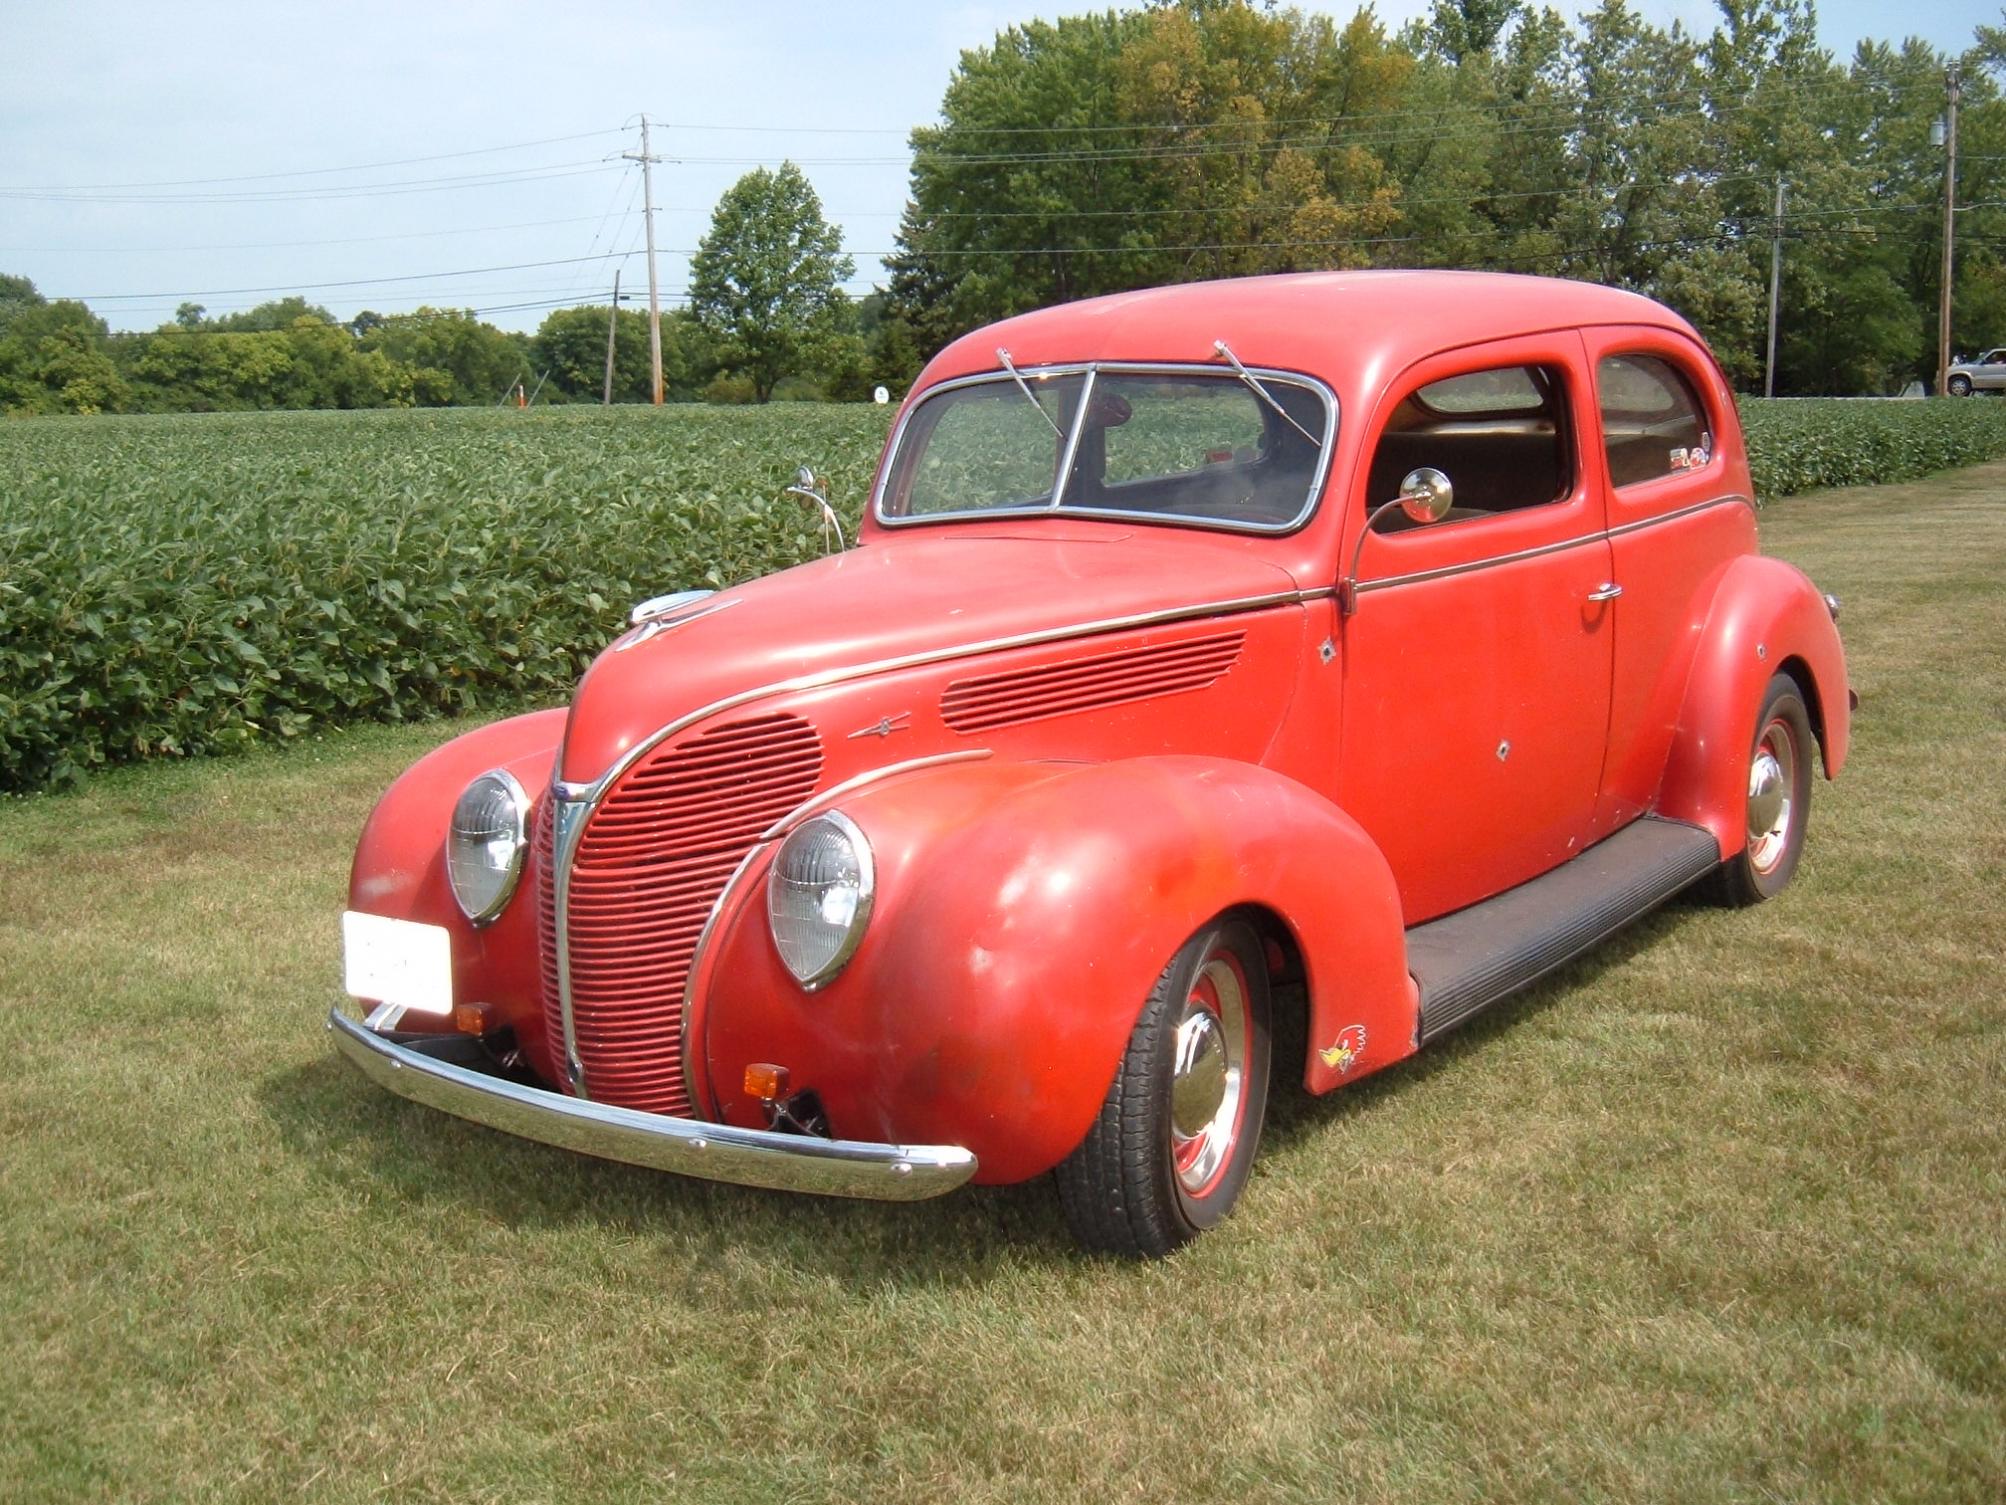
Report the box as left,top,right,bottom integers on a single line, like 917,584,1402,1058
848,712,912,740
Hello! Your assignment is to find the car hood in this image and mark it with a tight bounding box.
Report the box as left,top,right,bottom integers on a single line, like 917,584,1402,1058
557,527,1303,786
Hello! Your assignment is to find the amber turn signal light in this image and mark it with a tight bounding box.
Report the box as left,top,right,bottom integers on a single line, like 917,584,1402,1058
743,1063,790,1102
452,1002,493,1035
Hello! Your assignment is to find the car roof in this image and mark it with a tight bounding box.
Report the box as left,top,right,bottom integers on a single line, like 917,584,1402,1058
920,270,1697,390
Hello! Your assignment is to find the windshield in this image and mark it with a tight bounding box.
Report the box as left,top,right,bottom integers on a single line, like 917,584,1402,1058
877,364,1334,532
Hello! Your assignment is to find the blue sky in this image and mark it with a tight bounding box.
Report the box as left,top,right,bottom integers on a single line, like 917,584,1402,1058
0,0,1992,333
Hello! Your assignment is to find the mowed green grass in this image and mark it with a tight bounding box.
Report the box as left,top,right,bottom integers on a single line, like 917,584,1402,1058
2,463,2002,1504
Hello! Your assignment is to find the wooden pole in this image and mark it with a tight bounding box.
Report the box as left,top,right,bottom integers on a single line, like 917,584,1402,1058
1937,65,1961,397
1765,177,1784,399
602,268,621,406
623,116,666,406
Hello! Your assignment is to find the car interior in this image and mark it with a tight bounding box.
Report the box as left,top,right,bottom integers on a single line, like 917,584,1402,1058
1366,363,1573,531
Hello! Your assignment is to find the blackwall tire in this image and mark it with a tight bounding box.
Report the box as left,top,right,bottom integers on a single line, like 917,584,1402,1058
1055,917,1272,1258
1950,375,1973,397
1706,672,1814,907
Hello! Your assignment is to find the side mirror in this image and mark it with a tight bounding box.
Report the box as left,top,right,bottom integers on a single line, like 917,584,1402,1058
1396,467,1454,524
783,465,846,555
1340,467,1455,616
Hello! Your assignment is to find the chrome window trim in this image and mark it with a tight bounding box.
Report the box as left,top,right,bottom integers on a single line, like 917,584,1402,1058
873,361,1340,536
1353,493,1751,597
1048,366,1097,510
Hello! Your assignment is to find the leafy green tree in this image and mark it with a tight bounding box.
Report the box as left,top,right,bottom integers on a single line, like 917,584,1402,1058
0,273,47,337
689,162,857,402
1424,0,1521,63
207,296,338,333
0,298,127,414
359,307,527,405
532,303,686,402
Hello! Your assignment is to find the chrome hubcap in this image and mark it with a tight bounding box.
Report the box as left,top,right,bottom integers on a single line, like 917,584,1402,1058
1747,723,1795,874
1169,952,1248,1196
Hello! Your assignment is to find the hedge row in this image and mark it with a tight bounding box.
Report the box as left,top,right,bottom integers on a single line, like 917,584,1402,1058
5,397,2004,792
1740,396,2006,498
0,406,891,791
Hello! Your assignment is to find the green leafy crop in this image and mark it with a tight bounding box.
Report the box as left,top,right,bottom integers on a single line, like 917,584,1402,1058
4,397,2003,793
0,406,891,791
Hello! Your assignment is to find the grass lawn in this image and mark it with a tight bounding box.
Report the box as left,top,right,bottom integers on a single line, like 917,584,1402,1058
2,461,2002,1503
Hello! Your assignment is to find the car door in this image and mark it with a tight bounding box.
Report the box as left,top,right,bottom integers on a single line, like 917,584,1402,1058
1981,351,2006,391
1580,326,1756,838
1337,333,1614,925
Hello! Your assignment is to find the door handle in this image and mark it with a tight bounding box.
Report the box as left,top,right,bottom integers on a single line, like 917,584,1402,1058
1586,582,1624,602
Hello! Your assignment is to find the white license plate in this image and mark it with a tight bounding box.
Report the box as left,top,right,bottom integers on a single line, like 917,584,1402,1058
342,911,453,1016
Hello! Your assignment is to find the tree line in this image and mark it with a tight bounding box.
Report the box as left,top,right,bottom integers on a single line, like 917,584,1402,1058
4,0,2001,416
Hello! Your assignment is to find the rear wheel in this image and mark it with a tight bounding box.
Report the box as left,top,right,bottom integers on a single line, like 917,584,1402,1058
1056,917,1272,1257
1707,672,1814,906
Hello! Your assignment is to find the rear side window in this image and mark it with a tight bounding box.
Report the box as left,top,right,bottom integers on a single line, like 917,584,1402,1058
1598,354,1712,488
1366,363,1572,530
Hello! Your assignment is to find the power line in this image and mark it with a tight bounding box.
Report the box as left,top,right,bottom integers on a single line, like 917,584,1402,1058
54,251,639,302
0,162,623,207
0,215,621,256
0,129,624,192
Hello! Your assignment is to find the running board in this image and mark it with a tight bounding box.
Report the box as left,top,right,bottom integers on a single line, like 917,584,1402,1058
1410,817,1720,1043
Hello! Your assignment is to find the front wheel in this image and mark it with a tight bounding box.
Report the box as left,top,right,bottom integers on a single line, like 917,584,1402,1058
1055,917,1272,1257
1706,672,1815,907
1950,374,1974,397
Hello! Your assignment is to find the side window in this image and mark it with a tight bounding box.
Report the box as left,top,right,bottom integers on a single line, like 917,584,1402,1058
1598,354,1712,489
1367,363,1572,530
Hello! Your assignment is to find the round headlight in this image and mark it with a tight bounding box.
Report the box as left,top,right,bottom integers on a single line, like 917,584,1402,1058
767,811,875,989
447,769,531,925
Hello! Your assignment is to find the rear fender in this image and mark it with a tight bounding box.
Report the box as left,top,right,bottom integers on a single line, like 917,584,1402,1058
1657,555,1849,855
700,755,1416,1184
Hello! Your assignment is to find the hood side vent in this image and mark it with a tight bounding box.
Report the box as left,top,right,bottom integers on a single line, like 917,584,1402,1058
941,630,1246,734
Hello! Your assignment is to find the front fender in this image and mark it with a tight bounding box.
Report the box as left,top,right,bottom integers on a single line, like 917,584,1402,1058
348,707,567,1050
1657,555,1850,855
699,755,1416,1184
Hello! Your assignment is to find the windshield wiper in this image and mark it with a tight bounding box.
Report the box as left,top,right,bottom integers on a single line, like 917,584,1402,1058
1212,339,1321,449
996,347,1063,438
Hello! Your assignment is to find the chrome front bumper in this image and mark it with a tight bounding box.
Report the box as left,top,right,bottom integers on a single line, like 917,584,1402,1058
327,1008,978,1202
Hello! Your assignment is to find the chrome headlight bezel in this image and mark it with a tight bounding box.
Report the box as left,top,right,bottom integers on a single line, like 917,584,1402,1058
446,768,532,926
767,811,875,991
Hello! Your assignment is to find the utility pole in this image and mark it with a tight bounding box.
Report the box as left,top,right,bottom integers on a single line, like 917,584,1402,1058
602,268,621,406
624,116,665,406
1937,65,1961,397
1765,176,1785,399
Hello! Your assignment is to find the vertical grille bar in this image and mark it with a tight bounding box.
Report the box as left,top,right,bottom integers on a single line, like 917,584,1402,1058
539,713,823,1115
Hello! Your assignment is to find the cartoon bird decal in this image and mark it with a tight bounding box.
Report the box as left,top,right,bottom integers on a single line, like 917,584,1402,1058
1318,1023,1368,1076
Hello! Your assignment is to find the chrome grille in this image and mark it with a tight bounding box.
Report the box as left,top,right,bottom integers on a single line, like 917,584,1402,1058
538,713,823,1114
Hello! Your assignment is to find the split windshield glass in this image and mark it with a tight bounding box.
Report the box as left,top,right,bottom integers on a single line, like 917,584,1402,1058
877,365,1332,532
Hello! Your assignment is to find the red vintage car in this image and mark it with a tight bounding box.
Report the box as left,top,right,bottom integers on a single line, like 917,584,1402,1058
334,271,1851,1256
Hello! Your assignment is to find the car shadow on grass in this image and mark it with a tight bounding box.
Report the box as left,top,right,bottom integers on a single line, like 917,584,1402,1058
258,1047,1080,1283
261,899,1703,1283
1259,901,1693,1148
